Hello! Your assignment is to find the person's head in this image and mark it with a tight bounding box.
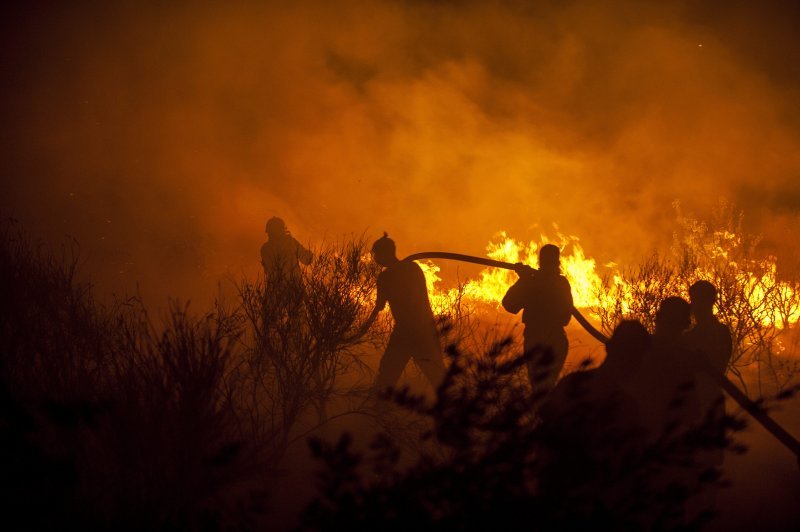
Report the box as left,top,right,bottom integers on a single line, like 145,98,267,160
265,216,288,238
371,232,397,266
538,244,561,273
604,320,651,376
655,296,691,339
689,280,717,319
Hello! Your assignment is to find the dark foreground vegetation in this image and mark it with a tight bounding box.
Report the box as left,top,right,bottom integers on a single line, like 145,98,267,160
302,341,747,531
0,217,796,530
0,220,384,530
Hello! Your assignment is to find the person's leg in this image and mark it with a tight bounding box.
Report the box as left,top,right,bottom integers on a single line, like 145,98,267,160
524,335,535,383
525,335,549,391
526,332,568,396
374,333,412,394
545,333,569,389
413,338,446,392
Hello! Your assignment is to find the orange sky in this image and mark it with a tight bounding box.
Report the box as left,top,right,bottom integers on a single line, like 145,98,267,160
2,0,800,304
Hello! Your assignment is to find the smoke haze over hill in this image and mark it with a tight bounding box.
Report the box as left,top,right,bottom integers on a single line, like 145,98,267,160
2,0,800,302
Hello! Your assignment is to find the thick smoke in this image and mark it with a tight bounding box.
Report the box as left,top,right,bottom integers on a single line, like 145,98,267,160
2,0,800,303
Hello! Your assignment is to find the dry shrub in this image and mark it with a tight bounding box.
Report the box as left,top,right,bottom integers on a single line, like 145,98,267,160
0,221,393,529
0,218,116,403
233,237,385,460
594,202,800,395
301,340,746,531
0,219,263,529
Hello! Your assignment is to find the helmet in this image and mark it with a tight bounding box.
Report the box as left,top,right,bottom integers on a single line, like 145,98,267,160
539,243,561,271
265,216,287,236
371,232,396,255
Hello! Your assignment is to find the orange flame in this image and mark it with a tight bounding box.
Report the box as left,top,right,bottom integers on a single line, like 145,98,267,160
418,231,604,311
419,230,800,329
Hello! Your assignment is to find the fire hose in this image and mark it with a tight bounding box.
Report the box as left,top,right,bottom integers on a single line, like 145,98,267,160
405,251,800,464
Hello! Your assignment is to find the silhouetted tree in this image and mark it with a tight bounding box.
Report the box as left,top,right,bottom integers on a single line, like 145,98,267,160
235,237,385,460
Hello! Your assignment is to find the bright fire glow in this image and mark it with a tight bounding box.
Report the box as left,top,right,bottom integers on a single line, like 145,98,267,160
418,230,800,329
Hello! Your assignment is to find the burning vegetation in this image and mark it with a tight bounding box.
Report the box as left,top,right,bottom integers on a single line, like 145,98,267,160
1,211,799,530
3,2,800,530
419,202,800,395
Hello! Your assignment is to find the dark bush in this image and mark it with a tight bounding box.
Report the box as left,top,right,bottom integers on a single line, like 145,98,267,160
301,340,746,531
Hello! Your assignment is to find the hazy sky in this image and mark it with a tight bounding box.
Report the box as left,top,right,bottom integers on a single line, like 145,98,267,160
2,0,800,303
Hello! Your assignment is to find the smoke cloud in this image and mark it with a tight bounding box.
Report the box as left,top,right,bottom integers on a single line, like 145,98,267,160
2,0,800,303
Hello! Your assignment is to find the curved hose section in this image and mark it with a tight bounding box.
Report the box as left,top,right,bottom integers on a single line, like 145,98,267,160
404,250,800,464
404,251,609,343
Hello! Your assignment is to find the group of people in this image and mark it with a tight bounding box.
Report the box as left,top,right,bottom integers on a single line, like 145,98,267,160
536,278,733,523
260,219,733,443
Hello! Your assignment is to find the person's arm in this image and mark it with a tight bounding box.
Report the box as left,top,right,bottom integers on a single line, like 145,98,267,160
293,238,313,265
558,277,574,327
352,277,388,339
502,265,534,314
359,296,387,334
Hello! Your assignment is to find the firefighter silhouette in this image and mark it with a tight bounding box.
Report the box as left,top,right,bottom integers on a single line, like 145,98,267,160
502,244,573,394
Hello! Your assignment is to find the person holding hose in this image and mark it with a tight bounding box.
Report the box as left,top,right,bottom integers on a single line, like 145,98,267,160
357,233,446,395
502,244,573,394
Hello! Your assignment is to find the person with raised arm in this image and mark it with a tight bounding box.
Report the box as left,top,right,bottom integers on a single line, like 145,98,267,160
260,216,312,282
